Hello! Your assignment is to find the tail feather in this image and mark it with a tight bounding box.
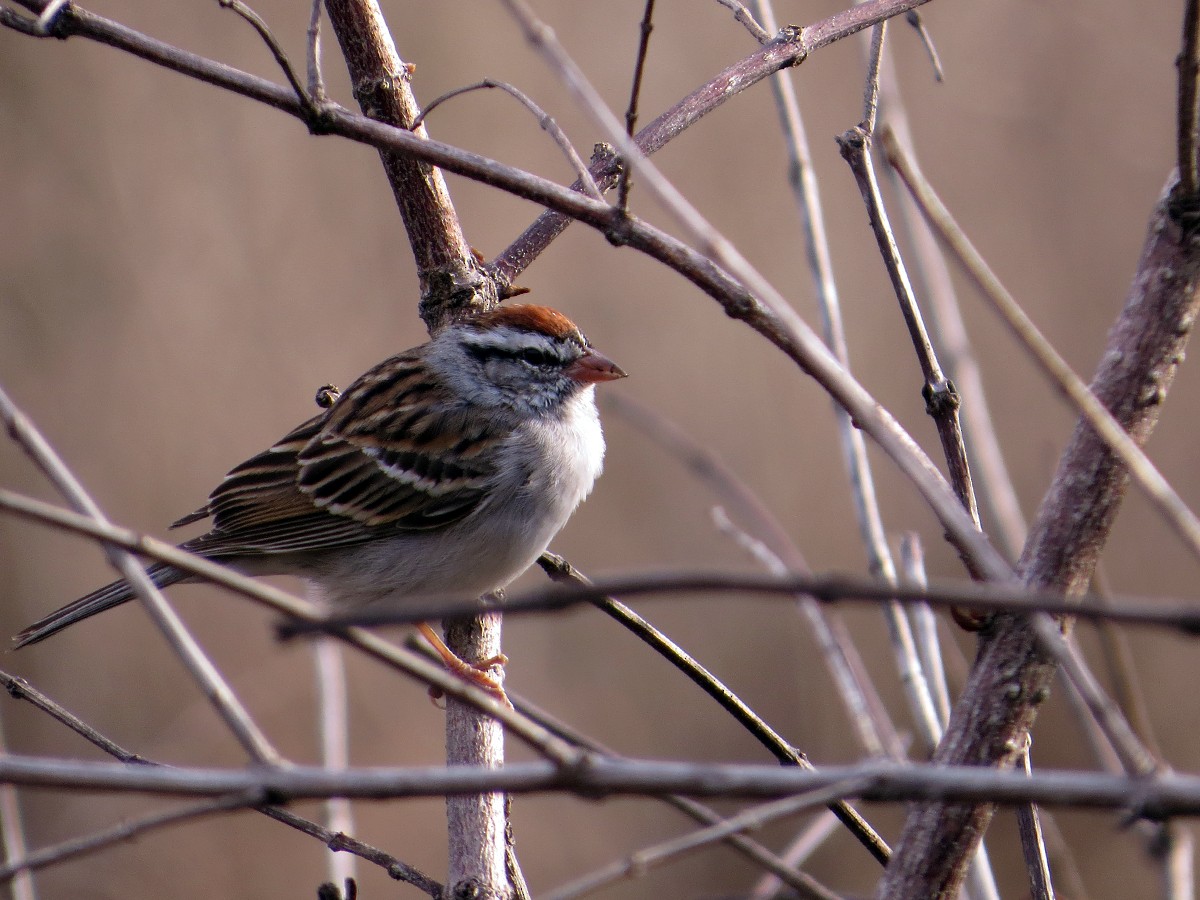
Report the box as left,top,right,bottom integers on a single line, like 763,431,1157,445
14,563,188,649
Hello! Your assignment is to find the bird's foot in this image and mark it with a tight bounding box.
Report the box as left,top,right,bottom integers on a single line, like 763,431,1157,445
417,622,512,708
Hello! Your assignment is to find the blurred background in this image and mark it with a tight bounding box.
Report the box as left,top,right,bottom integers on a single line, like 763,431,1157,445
0,1,1192,897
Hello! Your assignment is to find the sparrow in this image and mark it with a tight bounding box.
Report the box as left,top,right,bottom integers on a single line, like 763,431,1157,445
15,305,626,692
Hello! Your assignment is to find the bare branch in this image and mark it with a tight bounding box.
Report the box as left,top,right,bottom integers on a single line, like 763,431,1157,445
490,685,830,898
836,128,981,557
1015,741,1056,900
0,384,283,766
609,393,902,758
1177,0,1200,197
861,21,886,134
884,132,1200,568
412,79,602,200
0,754,1193,813
543,783,861,900
904,10,943,82
307,0,326,103
877,180,1200,898
535,554,892,867
321,0,492,329
713,0,770,44
0,714,34,900
216,0,320,120
313,633,357,888
283,565,1200,636
0,670,443,895
617,0,657,215
0,792,260,882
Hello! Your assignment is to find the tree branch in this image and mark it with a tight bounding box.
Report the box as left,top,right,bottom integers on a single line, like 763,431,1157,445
876,180,1200,898
321,0,493,330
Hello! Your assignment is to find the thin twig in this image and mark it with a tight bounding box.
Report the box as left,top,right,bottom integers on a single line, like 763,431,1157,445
473,680,829,899
0,670,443,896
898,533,951,729
1177,0,1200,197
861,20,886,134
904,10,943,82
216,0,321,122
608,392,900,758
1091,568,1163,760
745,0,926,763
617,0,656,214
411,79,602,200
0,385,284,767
536,554,892,867
1160,822,1195,900
710,508,899,758
836,127,981,553
0,792,261,882
867,26,1025,561
277,564,1200,636
713,0,770,44
0,671,149,764
313,632,357,888
542,782,863,900
0,713,35,900
1030,615,1160,778
883,131,1200,567
1016,740,1056,900
0,754,1192,813
306,0,326,104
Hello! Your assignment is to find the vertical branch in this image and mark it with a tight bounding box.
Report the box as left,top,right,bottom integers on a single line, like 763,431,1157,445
1176,0,1200,197
868,33,1027,559
836,129,980,546
749,0,942,761
617,0,656,214
319,2,508,894
1016,742,1056,900
0,713,35,900
314,634,357,888
860,20,886,134
443,612,508,897
321,0,496,330
1160,823,1195,900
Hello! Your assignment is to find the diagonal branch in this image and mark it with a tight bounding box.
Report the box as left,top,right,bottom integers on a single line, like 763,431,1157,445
321,0,493,330
876,180,1200,899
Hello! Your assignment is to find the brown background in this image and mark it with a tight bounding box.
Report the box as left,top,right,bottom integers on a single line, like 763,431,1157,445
0,1,1193,897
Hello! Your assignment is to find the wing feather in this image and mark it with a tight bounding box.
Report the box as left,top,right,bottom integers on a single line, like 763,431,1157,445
169,350,510,557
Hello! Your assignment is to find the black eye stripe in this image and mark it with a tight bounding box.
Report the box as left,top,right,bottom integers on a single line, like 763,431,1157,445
464,340,570,366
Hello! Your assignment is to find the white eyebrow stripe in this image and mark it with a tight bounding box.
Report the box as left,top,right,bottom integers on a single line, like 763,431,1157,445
462,328,574,358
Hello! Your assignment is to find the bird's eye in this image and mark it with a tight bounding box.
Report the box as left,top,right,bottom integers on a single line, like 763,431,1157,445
519,347,550,366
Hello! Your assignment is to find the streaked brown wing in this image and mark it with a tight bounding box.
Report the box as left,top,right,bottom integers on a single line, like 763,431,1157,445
168,351,506,557
297,354,502,528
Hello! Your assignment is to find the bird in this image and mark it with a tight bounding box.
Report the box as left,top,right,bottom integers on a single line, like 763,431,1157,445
15,304,626,695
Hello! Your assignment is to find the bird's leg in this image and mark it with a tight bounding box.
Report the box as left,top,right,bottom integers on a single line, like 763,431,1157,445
417,622,511,707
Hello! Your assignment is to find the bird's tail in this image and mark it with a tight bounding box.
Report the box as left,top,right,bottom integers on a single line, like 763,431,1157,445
14,563,188,649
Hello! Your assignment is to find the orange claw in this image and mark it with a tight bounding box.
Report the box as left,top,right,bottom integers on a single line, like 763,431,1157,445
417,622,512,708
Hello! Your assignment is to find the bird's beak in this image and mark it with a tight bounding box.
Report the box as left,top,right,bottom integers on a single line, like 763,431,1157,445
566,349,627,384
